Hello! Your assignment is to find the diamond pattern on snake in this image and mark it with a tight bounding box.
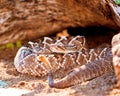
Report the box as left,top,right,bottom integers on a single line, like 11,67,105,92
14,36,113,88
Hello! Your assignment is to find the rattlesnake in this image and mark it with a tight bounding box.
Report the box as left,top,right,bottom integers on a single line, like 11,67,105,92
14,36,114,88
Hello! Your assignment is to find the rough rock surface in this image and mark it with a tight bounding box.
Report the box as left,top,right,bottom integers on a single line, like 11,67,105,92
112,33,120,88
0,0,120,45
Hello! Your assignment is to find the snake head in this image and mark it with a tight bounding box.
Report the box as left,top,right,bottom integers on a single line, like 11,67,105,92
14,46,33,69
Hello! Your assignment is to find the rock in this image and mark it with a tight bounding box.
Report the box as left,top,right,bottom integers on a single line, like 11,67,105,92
0,0,120,45
112,33,120,88
0,80,8,88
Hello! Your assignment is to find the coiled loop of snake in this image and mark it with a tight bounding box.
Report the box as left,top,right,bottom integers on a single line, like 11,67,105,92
14,36,113,88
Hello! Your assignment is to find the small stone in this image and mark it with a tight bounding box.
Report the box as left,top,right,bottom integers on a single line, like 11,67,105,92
0,80,8,88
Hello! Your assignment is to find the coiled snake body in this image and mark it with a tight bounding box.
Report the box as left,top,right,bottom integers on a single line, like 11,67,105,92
14,36,114,88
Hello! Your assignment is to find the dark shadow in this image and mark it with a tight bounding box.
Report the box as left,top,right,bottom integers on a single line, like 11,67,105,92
67,26,118,48
68,26,118,36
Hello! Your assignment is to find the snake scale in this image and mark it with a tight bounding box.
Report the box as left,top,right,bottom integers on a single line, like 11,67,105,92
14,36,114,88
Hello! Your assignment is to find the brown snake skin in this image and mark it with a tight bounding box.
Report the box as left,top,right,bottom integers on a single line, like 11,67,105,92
14,36,114,88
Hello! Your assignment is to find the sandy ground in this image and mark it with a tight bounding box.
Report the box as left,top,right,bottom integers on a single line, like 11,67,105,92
0,34,120,96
